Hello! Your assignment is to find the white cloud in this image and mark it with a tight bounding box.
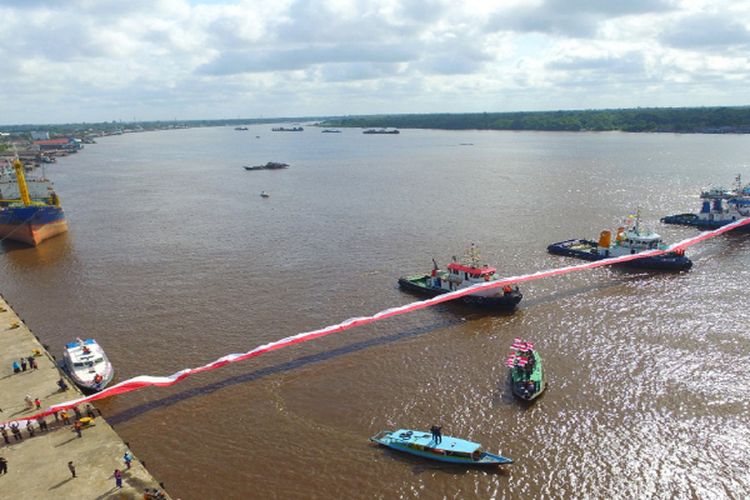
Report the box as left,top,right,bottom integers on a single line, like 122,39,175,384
0,0,749,123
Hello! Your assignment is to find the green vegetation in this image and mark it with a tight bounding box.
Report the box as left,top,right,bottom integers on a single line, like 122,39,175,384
3,107,750,136
319,107,750,133
0,117,333,137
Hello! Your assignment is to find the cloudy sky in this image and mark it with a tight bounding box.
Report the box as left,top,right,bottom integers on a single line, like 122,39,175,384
1,0,749,124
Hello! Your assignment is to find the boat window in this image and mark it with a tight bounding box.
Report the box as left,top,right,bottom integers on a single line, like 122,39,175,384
465,272,468,279
94,357,104,363
73,362,84,368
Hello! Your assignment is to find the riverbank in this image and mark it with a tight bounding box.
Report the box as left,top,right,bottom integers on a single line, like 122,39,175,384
0,294,168,498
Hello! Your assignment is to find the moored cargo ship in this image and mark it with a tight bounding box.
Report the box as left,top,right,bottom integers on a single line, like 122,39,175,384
0,159,67,246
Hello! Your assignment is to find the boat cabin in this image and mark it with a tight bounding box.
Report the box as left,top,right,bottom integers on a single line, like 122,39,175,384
446,262,497,282
65,339,105,368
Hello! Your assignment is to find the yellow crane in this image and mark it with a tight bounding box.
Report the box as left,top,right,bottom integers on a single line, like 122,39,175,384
1,158,59,206
12,158,32,206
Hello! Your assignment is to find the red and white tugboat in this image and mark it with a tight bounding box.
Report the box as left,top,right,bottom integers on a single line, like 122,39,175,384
398,244,522,310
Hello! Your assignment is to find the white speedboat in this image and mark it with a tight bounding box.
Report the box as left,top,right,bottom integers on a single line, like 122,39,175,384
63,338,114,392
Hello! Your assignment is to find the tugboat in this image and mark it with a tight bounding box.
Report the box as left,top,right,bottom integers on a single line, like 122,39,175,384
397,244,522,310
62,338,114,392
661,175,750,230
506,338,545,401
370,428,513,465
547,211,692,271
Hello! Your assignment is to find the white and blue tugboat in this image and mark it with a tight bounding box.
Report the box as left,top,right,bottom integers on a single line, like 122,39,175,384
397,244,522,310
661,175,750,230
370,429,513,465
548,211,692,271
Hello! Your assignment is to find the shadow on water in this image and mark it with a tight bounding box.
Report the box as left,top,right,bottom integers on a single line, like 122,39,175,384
0,239,28,253
371,445,510,477
519,281,624,308
109,283,611,426
107,319,464,426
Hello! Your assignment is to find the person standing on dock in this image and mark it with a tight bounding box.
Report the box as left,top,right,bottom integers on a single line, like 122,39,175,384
9,423,21,441
34,398,41,410
57,378,68,392
20,359,26,371
123,451,133,469
68,461,76,478
37,416,48,432
114,469,123,488
74,420,82,438
0,457,7,475
0,426,9,444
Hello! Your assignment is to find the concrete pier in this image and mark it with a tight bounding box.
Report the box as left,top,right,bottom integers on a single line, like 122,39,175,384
0,294,169,499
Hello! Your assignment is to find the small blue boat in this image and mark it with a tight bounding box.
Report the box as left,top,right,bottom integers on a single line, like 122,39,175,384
370,429,513,465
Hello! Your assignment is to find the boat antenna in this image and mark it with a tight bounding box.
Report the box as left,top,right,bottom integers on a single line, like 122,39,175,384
634,207,641,233
466,243,481,268
432,258,439,270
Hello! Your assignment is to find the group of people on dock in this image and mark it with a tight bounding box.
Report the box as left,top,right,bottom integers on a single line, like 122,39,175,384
11,355,38,373
1,403,99,444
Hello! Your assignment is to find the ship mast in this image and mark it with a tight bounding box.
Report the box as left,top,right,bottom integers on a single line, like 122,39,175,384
633,207,642,234
467,243,481,268
12,158,31,206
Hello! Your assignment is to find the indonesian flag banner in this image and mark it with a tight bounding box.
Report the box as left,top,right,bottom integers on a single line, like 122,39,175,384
3,217,749,428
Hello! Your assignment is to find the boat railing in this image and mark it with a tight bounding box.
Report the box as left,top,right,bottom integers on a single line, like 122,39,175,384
370,430,391,442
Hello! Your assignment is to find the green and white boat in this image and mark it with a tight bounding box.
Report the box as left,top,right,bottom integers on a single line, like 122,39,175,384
506,338,546,401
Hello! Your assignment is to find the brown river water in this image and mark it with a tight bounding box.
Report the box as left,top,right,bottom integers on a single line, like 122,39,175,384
1,127,749,499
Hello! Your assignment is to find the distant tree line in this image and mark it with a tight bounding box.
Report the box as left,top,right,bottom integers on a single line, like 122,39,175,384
4,106,750,135
0,116,336,135
318,107,750,133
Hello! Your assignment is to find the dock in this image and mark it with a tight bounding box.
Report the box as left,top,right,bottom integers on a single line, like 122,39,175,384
0,294,168,498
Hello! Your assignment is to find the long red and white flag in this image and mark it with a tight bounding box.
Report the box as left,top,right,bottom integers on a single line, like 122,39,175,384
3,217,749,427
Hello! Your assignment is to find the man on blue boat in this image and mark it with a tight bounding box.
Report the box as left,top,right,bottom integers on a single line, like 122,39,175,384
430,425,442,445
